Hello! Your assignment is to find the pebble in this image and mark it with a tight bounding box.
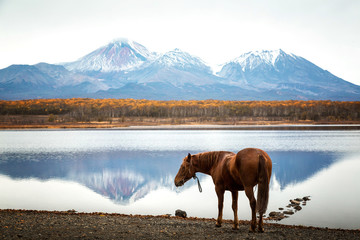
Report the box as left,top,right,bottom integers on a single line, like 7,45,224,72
290,200,301,205
294,205,302,211
175,209,187,218
268,211,287,221
269,212,278,217
303,196,311,201
283,210,294,215
267,196,311,221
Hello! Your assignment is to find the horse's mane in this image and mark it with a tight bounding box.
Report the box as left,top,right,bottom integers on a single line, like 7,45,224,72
196,151,234,171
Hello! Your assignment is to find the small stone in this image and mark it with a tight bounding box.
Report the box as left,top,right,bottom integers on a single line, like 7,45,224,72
175,209,187,218
283,210,294,215
295,198,303,202
269,211,278,217
303,196,311,201
279,208,284,210
290,200,300,205
294,205,302,211
268,211,286,221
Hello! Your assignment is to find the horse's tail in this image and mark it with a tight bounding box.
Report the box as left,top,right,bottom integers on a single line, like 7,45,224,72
256,154,269,215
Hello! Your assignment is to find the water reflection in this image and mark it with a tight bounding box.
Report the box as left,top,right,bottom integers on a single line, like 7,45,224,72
0,150,342,203
0,151,182,204
1,153,359,229
270,151,339,189
268,154,360,230
1,130,360,229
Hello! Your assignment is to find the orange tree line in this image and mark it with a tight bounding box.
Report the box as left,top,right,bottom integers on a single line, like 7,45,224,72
0,98,359,121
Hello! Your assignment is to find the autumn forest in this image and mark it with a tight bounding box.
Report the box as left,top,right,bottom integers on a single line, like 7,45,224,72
0,98,359,128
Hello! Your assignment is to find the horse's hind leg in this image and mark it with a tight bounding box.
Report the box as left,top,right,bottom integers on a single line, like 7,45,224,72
231,191,239,230
215,186,224,227
245,186,256,232
258,213,264,232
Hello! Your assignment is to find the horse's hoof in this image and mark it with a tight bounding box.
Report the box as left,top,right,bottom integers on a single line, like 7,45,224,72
232,225,239,230
215,223,222,228
258,227,264,233
249,226,256,233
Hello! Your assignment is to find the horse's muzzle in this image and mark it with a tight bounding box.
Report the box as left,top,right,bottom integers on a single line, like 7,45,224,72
174,179,185,187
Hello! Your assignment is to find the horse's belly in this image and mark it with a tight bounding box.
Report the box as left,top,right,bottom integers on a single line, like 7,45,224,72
225,181,244,191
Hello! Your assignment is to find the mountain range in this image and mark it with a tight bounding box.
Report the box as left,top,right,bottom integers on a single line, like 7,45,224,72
1,38,359,100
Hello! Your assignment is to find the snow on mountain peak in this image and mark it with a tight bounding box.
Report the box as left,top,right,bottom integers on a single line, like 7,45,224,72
231,49,296,71
64,39,156,72
111,38,156,60
63,40,213,74
111,37,130,44
155,48,210,72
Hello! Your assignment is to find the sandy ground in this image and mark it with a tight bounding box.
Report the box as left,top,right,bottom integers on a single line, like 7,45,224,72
1,210,359,240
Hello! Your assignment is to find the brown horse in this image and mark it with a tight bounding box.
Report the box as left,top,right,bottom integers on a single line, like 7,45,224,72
174,148,272,232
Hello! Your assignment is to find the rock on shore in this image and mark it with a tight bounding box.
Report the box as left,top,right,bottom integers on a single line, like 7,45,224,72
267,196,311,221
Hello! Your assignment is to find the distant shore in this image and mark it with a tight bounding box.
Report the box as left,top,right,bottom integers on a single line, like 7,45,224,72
112,124,360,131
1,122,360,130
0,209,359,240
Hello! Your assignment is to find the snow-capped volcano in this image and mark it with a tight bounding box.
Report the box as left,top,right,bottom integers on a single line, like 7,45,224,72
123,48,218,87
230,49,297,71
64,39,156,72
218,49,360,99
218,49,299,86
154,48,211,73
1,39,359,101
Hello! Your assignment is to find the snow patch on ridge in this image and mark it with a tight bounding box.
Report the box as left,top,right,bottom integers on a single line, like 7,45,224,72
155,48,209,70
64,39,157,72
230,49,296,71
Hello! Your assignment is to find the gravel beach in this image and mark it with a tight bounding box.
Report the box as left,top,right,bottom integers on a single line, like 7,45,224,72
1,210,359,240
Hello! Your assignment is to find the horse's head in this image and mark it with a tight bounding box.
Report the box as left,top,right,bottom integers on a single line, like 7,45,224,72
174,153,196,187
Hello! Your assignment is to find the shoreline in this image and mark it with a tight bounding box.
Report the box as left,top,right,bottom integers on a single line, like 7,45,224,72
1,209,359,239
112,124,360,131
1,123,360,131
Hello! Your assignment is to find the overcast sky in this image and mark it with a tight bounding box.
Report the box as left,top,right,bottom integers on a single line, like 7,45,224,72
0,0,359,85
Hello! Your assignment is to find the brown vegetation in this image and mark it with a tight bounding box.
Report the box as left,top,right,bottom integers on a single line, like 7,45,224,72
0,99,359,128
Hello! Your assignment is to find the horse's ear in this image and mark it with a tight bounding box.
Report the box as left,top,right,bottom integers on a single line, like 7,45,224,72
187,153,191,162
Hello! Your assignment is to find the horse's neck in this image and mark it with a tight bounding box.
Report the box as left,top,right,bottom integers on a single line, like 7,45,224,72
195,151,235,175
195,152,221,175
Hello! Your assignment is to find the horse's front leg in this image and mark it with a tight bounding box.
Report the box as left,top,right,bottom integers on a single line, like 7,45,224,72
215,185,225,227
231,191,239,230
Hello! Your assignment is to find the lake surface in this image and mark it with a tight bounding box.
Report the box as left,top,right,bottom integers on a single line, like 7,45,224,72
0,129,359,229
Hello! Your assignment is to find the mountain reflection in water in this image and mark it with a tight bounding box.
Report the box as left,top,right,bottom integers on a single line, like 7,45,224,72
1,129,359,229
0,150,338,203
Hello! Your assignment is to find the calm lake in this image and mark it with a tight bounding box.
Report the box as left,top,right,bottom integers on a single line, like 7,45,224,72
0,129,359,229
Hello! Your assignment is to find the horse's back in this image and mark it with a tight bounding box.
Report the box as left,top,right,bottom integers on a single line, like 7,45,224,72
234,148,272,186
236,148,271,164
